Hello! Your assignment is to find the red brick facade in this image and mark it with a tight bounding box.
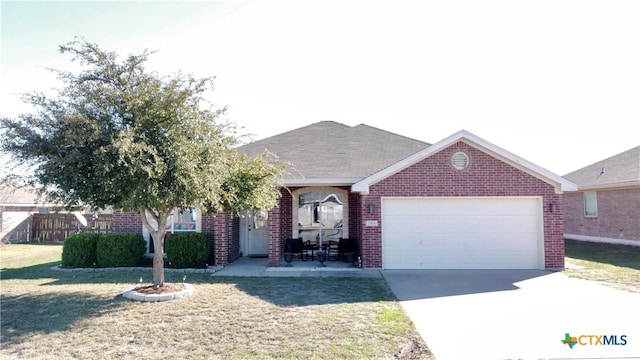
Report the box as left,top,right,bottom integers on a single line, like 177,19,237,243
113,209,240,266
113,141,567,270
359,142,564,269
112,209,142,232
563,188,640,243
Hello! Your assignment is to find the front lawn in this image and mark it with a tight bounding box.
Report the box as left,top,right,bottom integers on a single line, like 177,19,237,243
564,239,640,293
0,243,432,359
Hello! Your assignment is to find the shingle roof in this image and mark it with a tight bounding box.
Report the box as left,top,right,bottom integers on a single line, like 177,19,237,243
0,182,42,205
238,121,430,182
563,146,640,189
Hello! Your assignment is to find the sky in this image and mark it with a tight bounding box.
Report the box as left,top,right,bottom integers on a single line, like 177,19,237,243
1,0,638,176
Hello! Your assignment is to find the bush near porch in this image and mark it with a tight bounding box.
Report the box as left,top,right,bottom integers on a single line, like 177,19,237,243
61,233,145,268
166,232,209,268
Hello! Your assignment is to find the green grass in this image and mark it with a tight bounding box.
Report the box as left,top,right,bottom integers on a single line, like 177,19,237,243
564,239,640,293
0,243,432,359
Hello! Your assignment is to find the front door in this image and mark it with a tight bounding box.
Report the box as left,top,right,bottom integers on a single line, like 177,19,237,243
242,209,269,256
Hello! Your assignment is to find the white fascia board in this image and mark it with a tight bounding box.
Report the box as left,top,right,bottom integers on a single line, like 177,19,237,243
570,180,640,192
283,177,362,187
352,129,578,194
0,202,60,207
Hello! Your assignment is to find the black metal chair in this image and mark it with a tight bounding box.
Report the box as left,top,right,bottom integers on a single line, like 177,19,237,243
327,240,340,261
302,240,314,261
284,238,305,263
337,238,358,263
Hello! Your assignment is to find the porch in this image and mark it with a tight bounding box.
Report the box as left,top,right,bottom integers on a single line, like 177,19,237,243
211,256,380,278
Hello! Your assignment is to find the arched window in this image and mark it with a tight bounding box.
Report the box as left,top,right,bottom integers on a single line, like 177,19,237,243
293,188,348,244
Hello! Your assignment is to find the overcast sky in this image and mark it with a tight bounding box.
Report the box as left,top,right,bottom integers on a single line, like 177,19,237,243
1,0,638,175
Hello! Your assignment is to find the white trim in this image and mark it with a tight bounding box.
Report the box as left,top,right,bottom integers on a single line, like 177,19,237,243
283,178,362,187
0,203,60,206
352,130,577,194
571,180,640,192
565,234,640,247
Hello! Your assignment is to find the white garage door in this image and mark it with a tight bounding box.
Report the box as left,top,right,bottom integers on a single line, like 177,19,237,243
382,197,543,269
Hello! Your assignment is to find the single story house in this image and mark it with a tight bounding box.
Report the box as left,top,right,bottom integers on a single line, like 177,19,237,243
0,182,50,243
113,121,576,269
1,181,112,243
563,145,640,246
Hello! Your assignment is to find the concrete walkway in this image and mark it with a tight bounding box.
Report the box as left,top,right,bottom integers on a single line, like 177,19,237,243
210,257,382,278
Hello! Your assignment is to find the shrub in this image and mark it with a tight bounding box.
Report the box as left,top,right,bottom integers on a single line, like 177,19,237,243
166,233,209,268
62,233,99,268
96,233,146,267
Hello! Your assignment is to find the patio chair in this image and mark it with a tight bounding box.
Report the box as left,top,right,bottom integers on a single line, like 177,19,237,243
327,240,340,261
284,238,305,262
337,238,358,262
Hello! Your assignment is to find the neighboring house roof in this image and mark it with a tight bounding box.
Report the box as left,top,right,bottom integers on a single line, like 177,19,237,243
238,121,430,185
563,146,640,191
352,129,577,194
0,182,46,206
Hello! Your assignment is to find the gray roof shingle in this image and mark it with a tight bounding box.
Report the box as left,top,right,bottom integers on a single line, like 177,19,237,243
563,146,640,189
238,121,430,180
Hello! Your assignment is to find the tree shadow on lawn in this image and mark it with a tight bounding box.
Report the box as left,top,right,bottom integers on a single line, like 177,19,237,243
0,290,128,347
0,261,65,280
3,261,397,307
212,276,398,307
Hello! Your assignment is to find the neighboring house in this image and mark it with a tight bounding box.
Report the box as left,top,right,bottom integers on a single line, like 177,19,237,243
113,121,576,269
0,182,111,242
0,183,52,242
563,146,640,246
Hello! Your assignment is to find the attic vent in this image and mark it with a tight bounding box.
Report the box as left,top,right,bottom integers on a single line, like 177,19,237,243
451,151,470,170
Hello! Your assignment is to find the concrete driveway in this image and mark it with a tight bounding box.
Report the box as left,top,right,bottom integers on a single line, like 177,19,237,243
383,270,640,360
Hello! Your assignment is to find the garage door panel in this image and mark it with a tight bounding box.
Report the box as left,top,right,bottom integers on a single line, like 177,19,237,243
382,197,542,269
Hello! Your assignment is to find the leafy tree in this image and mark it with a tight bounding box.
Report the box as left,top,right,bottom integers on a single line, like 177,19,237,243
0,39,283,286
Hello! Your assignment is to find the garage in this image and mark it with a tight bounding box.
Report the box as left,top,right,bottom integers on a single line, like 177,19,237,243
382,197,544,269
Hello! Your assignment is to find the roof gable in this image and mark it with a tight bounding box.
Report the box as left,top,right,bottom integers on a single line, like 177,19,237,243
352,130,577,194
563,146,640,190
238,121,429,185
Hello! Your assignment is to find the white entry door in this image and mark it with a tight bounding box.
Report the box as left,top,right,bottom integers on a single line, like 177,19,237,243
243,209,269,256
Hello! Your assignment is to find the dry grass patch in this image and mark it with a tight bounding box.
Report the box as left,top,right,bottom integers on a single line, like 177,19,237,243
1,243,432,359
564,239,640,293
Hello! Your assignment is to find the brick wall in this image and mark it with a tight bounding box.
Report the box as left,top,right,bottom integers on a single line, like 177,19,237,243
362,141,564,269
268,197,282,266
112,210,142,232
564,188,640,242
229,217,240,263
212,213,232,266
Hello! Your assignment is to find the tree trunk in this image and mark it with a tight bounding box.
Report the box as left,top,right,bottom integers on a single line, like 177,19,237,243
150,229,166,286
140,208,169,287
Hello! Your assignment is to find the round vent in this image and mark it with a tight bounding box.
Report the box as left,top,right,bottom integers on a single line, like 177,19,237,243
451,151,470,170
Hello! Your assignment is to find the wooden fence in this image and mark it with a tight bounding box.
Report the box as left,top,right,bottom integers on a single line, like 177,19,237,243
32,213,113,242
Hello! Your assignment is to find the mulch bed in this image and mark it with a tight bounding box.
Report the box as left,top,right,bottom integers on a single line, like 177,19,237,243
133,283,186,295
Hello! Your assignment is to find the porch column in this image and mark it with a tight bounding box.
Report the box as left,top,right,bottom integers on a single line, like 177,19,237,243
213,212,231,266
268,205,282,267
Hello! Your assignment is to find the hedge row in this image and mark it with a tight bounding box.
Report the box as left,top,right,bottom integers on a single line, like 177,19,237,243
166,233,209,268
62,232,210,269
62,233,145,268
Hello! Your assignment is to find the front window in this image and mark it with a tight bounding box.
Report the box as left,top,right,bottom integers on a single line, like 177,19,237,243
584,192,597,217
166,208,199,233
144,207,201,254
296,189,346,245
